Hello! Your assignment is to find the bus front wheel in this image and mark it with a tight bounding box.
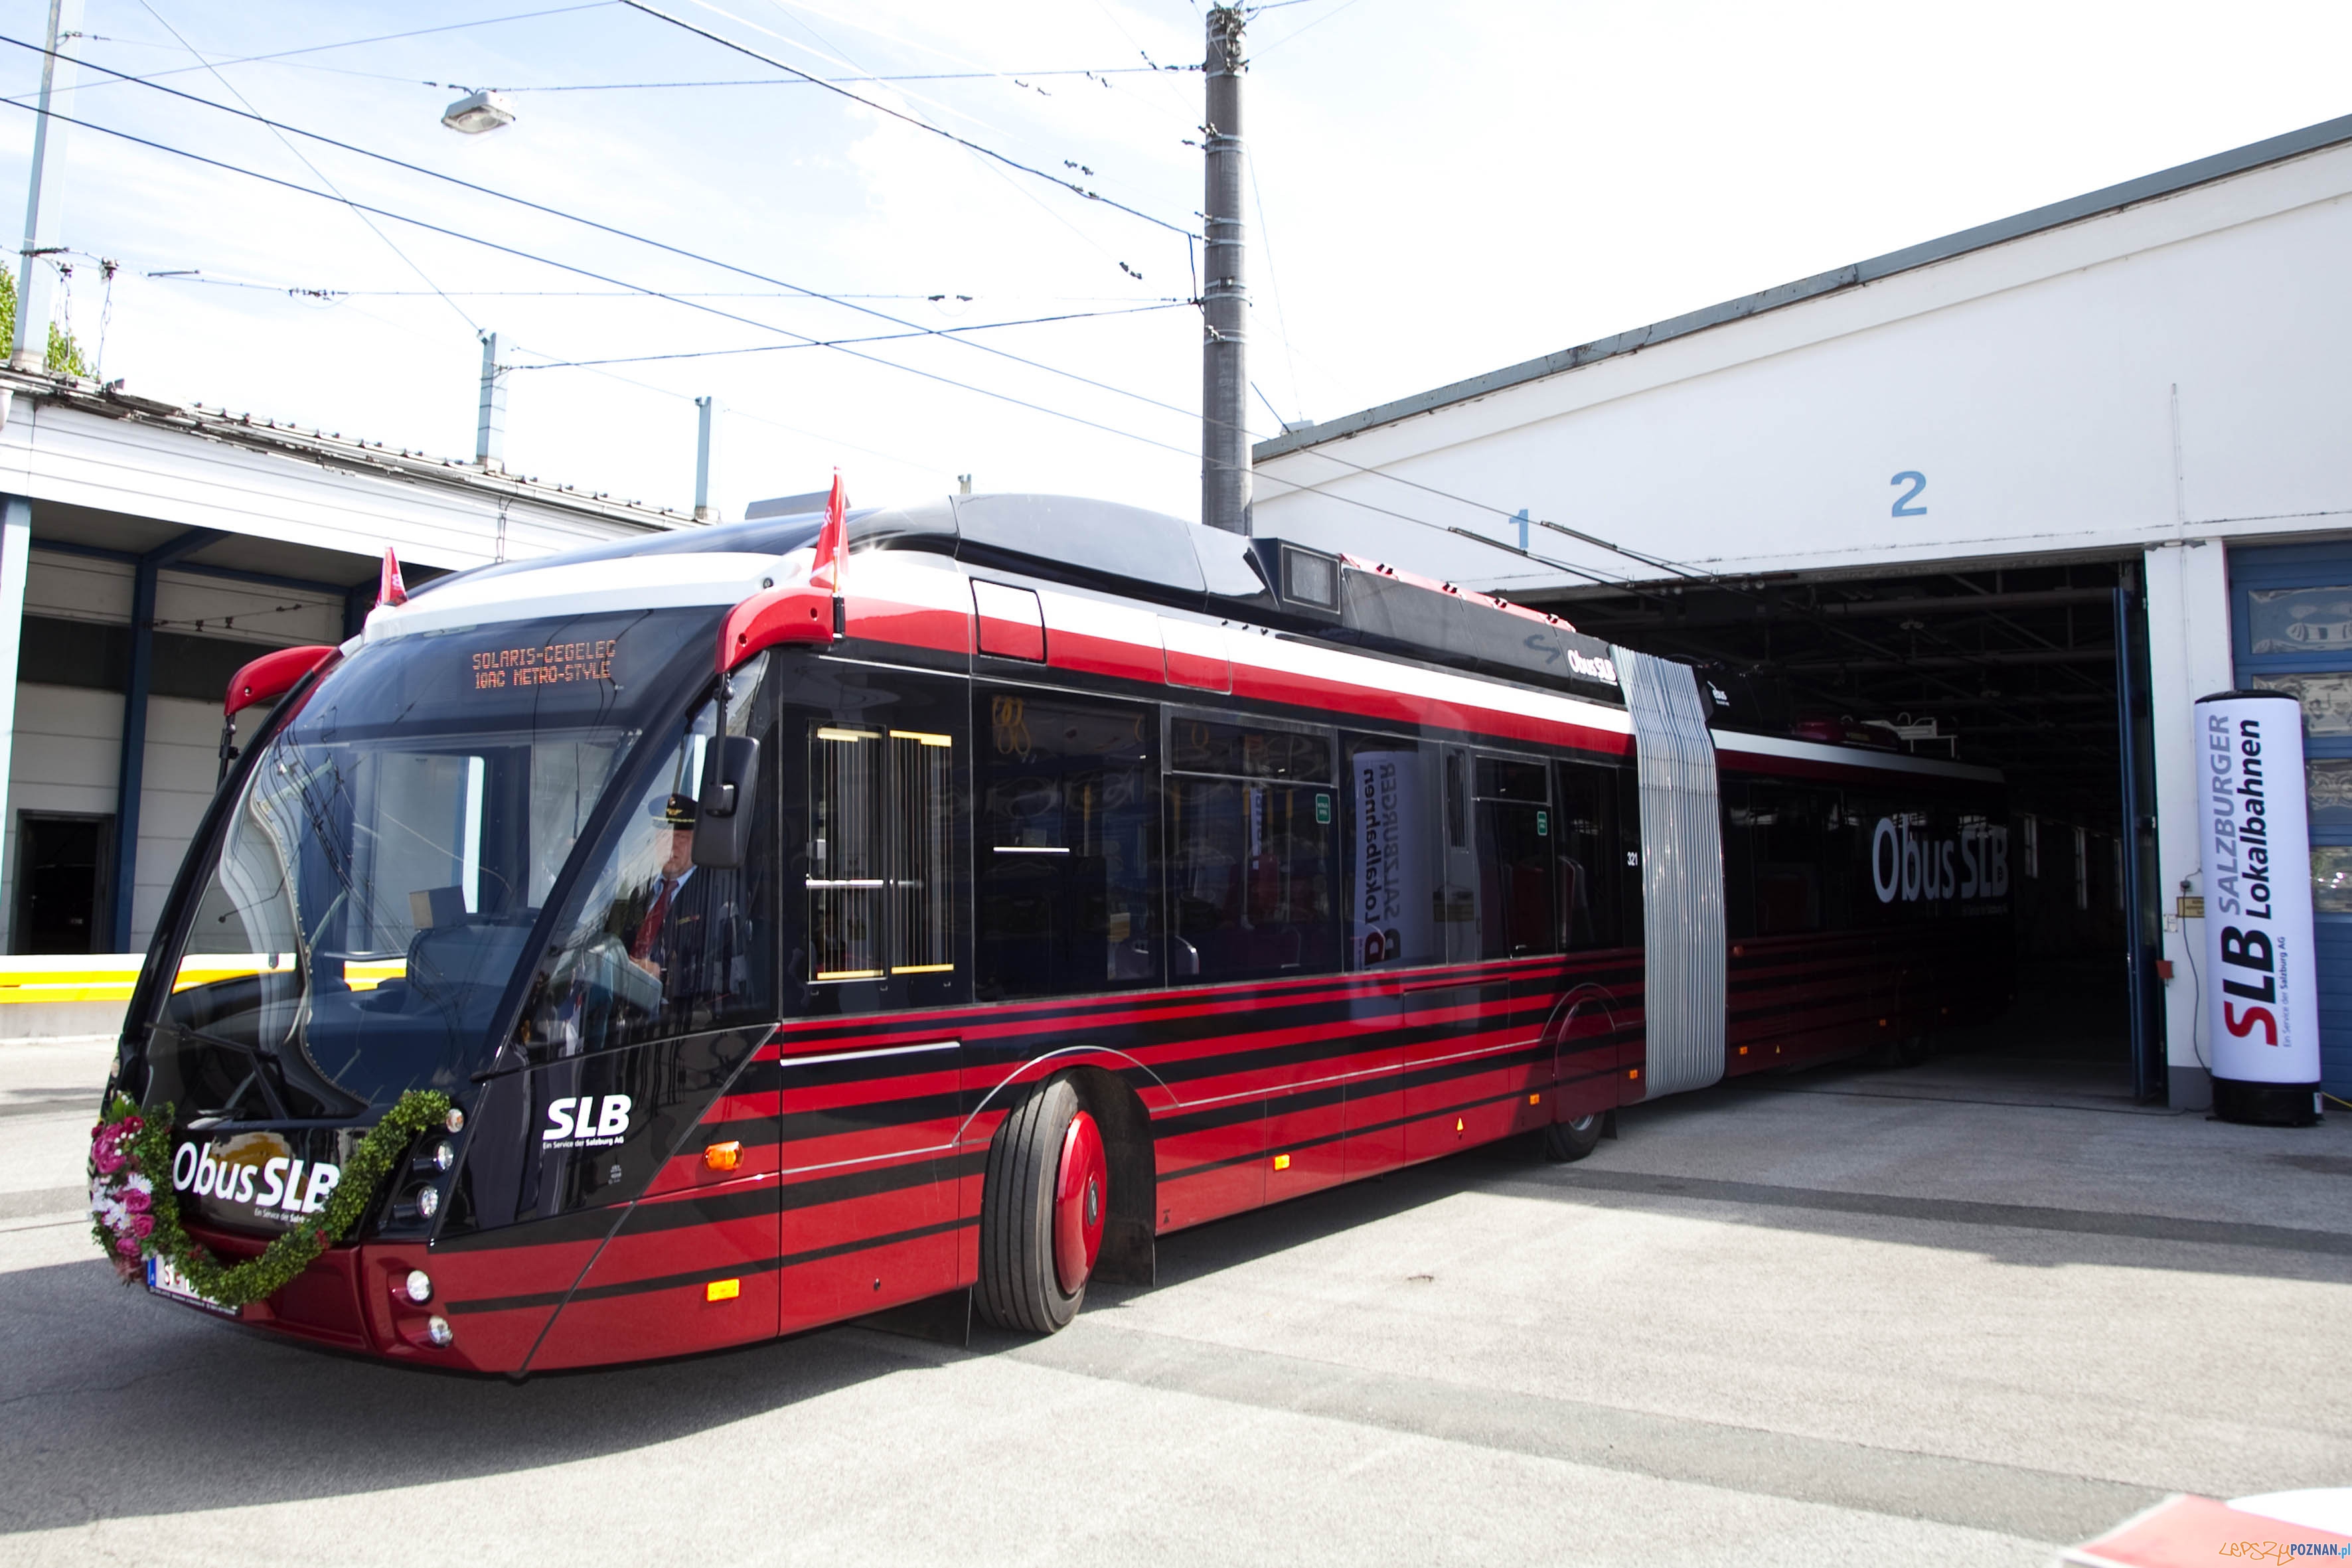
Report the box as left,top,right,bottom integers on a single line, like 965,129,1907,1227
1541,1112,1604,1162
978,1077,1106,1334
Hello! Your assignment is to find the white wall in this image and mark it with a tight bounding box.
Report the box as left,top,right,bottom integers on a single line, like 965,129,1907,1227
0,688,268,955
1255,140,2352,597
2,682,121,951
129,696,224,951
0,556,345,953
2142,540,2236,1106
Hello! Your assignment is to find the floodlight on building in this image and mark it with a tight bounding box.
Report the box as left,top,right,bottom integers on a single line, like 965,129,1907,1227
441,89,516,135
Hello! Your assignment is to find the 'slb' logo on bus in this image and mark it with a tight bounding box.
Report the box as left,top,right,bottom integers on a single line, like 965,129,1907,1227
542,1094,634,1149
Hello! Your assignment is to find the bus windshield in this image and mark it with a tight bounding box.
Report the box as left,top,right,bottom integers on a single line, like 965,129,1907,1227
137,605,718,1119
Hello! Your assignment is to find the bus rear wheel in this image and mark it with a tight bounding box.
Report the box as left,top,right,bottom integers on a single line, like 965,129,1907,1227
978,1077,1107,1334
1541,1112,1603,1162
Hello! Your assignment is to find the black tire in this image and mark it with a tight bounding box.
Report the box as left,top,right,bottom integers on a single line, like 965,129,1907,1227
1541,1112,1604,1163
1874,1032,1934,1069
977,1077,1089,1334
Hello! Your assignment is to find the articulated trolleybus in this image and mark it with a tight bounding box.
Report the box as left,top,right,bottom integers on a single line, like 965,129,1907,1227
113,493,2009,1373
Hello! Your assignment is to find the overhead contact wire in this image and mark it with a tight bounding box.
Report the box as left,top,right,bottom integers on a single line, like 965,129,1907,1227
617,0,1198,240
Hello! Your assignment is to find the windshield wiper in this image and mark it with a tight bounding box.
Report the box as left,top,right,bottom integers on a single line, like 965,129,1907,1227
171,1023,366,1122
171,1024,292,1121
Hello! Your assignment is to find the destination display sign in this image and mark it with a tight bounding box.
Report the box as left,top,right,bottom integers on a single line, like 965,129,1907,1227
471,639,618,690
283,609,714,738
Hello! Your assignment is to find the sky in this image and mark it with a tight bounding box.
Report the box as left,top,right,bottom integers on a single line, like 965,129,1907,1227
2,0,2350,537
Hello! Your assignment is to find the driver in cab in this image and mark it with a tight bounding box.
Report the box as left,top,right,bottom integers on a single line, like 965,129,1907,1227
534,788,741,1056
625,799,696,982
619,793,722,1000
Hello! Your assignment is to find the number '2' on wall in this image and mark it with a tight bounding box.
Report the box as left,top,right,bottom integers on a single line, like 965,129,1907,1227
1890,471,1927,517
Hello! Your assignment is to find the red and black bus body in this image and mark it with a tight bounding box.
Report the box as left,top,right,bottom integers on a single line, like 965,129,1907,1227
115,495,2009,1373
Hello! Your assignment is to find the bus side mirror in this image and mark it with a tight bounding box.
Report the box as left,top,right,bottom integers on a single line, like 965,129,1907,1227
692,736,761,869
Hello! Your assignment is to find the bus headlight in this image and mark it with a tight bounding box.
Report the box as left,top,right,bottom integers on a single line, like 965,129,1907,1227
404,1269,432,1304
426,1315,453,1348
416,1185,439,1219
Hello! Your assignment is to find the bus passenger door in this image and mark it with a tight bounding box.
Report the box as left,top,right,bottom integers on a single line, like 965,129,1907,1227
775,668,971,1332
1545,757,1636,1121
1339,734,1435,1178
1400,744,1488,1160
1438,744,1479,963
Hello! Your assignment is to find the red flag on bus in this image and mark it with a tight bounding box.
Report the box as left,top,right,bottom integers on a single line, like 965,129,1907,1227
378,547,408,607
810,471,847,593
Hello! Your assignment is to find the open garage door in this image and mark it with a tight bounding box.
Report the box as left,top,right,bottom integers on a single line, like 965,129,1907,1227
1526,557,2163,1103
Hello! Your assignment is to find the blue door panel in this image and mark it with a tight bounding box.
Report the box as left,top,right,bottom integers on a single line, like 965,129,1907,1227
2231,542,2352,1099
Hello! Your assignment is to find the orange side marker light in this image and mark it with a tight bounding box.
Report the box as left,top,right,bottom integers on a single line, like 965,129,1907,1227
707,1279,741,1302
704,1140,743,1172
1528,1093,1540,1105
1272,1153,1291,1171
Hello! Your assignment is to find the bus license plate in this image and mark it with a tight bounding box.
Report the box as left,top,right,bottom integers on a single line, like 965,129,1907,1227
147,1255,238,1318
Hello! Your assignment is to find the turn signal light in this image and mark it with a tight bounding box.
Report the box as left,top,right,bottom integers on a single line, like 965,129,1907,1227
1528,1093,1540,1105
703,1140,743,1172
1272,1154,1291,1171
707,1279,741,1302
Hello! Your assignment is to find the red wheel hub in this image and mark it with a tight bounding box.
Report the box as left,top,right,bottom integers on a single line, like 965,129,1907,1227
1052,1110,1107,1296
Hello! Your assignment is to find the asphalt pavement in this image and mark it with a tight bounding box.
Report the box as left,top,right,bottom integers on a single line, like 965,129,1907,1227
4,1036,2347,1567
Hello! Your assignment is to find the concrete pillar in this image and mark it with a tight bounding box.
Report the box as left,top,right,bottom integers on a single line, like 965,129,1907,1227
0,495,30,951
2142,538,2236,1109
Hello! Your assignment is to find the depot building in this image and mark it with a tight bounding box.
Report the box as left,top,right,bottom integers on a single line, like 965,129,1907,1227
0,372,684,1025
1253,112,2352,1111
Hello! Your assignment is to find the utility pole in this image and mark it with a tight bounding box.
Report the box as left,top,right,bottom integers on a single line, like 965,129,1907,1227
1200,4,1249,534
693,395,720,522
11,0,83,373
475,330,506,470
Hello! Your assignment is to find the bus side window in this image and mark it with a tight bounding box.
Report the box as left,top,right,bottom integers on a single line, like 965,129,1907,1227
1444,750,1468,848
809,724,959,990
1473,754,1560,959
1747,783,1841,935
975,691,1160,1000
1720,779,1757,940
1168,714,1339,982
1553,759,1623,950
1342,734,1441,970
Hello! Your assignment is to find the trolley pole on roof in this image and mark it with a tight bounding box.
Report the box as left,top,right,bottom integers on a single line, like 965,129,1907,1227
1200,5,1251,535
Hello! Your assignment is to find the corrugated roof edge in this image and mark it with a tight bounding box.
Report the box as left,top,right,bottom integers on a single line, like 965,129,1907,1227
1252,111,2352,462
0,366,692,531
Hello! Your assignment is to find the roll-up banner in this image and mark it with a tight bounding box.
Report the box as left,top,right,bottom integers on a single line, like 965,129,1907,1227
2195,690,2323,1125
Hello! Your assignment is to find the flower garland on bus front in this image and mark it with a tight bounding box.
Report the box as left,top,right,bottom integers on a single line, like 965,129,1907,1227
88,1089,449,1308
